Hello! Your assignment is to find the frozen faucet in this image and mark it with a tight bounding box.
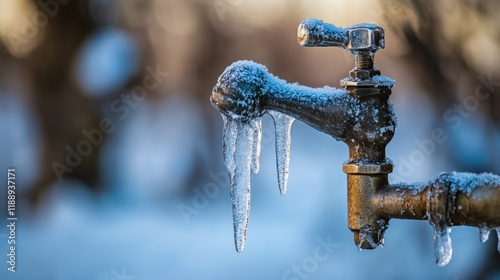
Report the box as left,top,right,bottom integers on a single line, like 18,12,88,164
210,18,500,266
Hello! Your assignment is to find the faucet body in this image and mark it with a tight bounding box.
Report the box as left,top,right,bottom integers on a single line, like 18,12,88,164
211,18,500,264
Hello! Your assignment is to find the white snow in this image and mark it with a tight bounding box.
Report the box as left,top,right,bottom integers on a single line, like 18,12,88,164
216,60,350,123
378,125,395,137
340,75,396,88
431,171,500,196
371,75,396,87
218,61,269,92
268,110,295,195
347,23,380,29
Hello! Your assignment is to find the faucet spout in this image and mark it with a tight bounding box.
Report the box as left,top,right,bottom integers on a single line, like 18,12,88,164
211,60,355,141
211,60,397,158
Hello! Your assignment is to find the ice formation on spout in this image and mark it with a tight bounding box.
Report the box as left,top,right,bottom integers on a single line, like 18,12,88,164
250,118,262,174
268,110,295,195
220,108,294,252
428,172,500,266
497,229,500,253
478,226,490,243
221,113,261,252
356,227,378,251
215,60,311,252
434,226,452,267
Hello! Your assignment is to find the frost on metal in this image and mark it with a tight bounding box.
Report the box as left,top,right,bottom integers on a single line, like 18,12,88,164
428,171,500,266
213,61,269,120
298,18,348,47
301,18,346,39
216,60,349,110
432,171,500,196
371,75,396,88
340,75,396,88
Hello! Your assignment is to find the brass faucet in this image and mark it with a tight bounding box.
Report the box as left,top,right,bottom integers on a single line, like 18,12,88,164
210,18,500,266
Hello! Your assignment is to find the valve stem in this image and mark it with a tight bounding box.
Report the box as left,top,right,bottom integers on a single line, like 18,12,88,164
354,51,374,70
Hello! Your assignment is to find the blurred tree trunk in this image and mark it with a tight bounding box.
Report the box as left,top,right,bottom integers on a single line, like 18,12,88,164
25,0,100,205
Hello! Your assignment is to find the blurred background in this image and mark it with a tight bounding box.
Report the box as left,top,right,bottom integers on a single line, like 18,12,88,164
0,0,499,279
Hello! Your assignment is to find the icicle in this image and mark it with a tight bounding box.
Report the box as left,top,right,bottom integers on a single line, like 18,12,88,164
250,118,262,174
356,230,377,251
434,226,452,267
478,226,490,243
221,113,255,252
268,110,295,195
221,113,236,171
497,228,500,253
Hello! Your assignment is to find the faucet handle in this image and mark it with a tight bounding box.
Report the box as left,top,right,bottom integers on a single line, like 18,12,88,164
298,18,385,53
298,18,387,81
297,18,348,47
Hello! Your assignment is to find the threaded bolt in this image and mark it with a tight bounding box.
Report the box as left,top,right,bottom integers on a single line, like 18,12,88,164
354,51,374,70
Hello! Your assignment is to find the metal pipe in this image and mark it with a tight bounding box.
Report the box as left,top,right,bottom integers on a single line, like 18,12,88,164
374,182,429,221
346,173,389,249
429,172,500,228
349,173,500,249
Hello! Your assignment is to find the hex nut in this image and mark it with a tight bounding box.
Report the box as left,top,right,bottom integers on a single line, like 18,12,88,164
343,162,393,174
346,25,385,52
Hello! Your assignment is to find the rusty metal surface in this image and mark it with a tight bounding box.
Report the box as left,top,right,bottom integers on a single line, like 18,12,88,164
375,183,430,221
430,173,500,228
346,172,500,250
346,173,389,249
